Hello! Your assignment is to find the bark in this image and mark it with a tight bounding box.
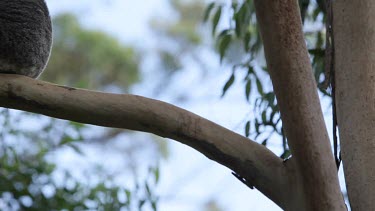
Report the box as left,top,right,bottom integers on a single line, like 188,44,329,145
334,1,375,210
254,0,345,210
0,74,290,208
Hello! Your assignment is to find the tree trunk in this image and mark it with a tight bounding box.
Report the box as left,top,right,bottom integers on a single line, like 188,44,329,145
334,1,375,210
254,0,345,210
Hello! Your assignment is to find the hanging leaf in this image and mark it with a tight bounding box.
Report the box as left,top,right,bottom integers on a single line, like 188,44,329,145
234,2,250,37
299,0,310,23
244,32,252,52
151,201,158,211
261,138,268,146
203,2,216,22
219,33,232,63
245,121,251,137
67,143,84,155
261,110,267,123
145,182,151,196
244,65,254,80
255,118,260,134
256,77,264,96
150,167,160,184
231,1,238,10
221,73,235,97
138,199,146,210
245,79,251,101
212,6,222,35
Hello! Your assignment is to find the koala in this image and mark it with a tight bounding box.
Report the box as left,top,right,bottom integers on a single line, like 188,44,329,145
0,0,52,78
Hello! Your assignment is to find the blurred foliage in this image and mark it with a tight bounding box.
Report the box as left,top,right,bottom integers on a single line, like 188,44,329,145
0,12,161,210
204,0,330,159
42,14,139,91
148,0,210,94
203,200,224,211
0,109,160,211
165,0,205,45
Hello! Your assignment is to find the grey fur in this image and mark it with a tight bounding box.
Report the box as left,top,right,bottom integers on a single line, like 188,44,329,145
0,0,52,78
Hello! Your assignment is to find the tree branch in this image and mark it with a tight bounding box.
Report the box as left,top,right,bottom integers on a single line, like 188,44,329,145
0,74,287,207
254,0,345,210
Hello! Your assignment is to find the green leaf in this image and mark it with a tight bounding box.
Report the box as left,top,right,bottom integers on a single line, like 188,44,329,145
256,78,264,96
125,189,131,202
235,17,242,38
234,3,250,37
245,79,251,101
59,135,75,146
45,163,56,174
244,66,254,79
203,2,216,22
312,6,322,21
68,143,84,155
299,0,310,23
222,73,235,97
232,2,238,10
280,150,291,159
255,119,260,134
69,121,85,129
244,32,251,52
261,110,267,123
265,92,276,107
139,199,146,210
217,29,230,37
219,33,232,63
145,182,151,196
212,7,222,35
261,138,268,146
152,201,158,211
245,121,250,137
308,48,325,57
153,167,160,184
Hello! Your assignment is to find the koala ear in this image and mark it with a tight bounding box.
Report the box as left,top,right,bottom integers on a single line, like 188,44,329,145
0,0,52,78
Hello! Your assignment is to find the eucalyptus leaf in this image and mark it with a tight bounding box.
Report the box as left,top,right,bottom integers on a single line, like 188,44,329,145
245,79,251,101
222,73,235,97
203,2,215,22
245,121,251,137
219,33,232,63
212,6,222,35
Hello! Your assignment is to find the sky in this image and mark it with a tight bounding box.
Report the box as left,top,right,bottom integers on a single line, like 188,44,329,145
42,0,346,210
